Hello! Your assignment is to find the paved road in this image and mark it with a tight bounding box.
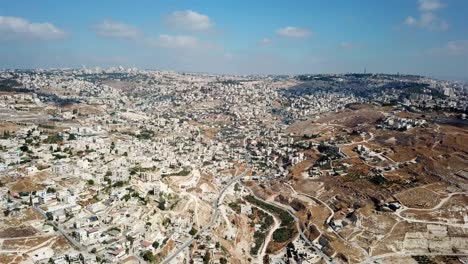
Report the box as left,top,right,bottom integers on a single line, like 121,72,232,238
256,206,279,262
245,188,334,264
394,192,468,229
33,206,85,252
160,167,249,264
399,192,466,212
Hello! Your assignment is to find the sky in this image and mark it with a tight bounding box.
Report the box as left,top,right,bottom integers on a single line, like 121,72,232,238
0,0,467,79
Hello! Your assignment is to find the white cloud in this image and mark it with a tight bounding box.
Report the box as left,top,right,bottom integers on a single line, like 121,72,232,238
420,12,448,31
418,0,445,11
165,10,213,32
259,38,272,45
151,34,200,49
276,27,311,38
93,18,212,50
405,12,448,31
0,16,66,40
434,40,468,55
404,0,448,31
94,19,140,39
405,16,417,26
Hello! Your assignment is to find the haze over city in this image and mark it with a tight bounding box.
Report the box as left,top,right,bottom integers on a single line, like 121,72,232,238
0,0,467,79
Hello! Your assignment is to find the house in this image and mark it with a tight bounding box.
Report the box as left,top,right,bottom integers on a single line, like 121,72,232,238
65,204,81,215
51,255,68,264
109,248,126,259
140,171,160,182
140,240,153,249
37,190,56,204
67,253,81,263
0,163,6,172
76,229,88,242
2,151,20,164
87,228,101,240
54,210,67,222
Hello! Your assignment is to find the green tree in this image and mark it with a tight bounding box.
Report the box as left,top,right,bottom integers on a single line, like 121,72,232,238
20,145,29,152
126,235,135,246
142,251,156,263
189,227,197,236
152,241,159,249
46,212,54,221
203,251,211,264
158,199,166,210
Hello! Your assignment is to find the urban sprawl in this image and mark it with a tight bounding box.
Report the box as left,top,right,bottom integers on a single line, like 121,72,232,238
0,68,467,264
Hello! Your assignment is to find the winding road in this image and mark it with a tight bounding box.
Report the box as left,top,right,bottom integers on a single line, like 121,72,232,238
245,187,334,264
250,204,280,263
395,192,468,228
160,167,250,264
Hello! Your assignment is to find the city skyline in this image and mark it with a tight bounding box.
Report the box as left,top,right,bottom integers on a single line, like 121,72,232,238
0,0,467,80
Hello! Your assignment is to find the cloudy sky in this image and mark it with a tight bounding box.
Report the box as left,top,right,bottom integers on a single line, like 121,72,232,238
0,0,467,79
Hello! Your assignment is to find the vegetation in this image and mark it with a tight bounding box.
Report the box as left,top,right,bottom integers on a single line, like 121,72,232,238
272,227,295,242
189,227,198,236
245,195,296,244
245,196,294,226
369,174,387,185
19,145,29,152
46,212,54,221
1,130,13,139
126,235,135,245
203,251,211,264
162,168,191,177
157,199,166,210
43,133,63,144
137,129,155,140
152,241,159,249
112,180,125,188
141,251,156,263
123,129,155,140
317,142,342,160
250,208,274,255
412,255,436,264
228,201,241,213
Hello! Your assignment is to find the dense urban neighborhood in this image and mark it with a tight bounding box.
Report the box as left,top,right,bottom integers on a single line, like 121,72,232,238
0,68,467,264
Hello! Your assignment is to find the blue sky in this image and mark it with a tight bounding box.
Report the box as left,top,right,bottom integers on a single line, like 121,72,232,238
0,0,467,79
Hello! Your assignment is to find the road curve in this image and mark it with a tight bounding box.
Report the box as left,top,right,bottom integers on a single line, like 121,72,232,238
245,187,334,264
160,167,249,264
